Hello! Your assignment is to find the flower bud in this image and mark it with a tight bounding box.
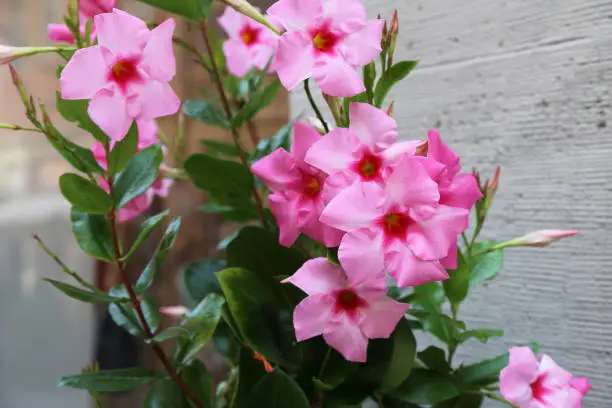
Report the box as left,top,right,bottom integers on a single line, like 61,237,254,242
160,305,190,317
8,64,30,111
305,116,328,134
500,230,579,249
0,45,70,65
386,101,395,117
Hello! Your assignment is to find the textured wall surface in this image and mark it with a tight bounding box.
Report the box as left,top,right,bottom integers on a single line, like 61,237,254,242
292,0,612,406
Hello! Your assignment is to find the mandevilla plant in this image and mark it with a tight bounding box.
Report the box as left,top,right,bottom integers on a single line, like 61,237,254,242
1,0,592,407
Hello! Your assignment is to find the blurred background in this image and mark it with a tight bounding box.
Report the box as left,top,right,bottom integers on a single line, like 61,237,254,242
0,0,610,407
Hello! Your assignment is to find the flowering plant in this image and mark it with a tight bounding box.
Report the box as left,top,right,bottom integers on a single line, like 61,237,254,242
2,0,591,407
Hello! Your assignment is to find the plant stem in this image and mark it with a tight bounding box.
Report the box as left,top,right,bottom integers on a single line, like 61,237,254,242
199,20,268,229
304,79,330,133
318,347,332,379
103,144,206,408
246,119,261,146
0,124,43,132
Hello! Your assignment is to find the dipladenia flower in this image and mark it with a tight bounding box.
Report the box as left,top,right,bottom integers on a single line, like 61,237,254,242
321,155,469,287
268,0,383,96
306,102,422,198
48,0,116,44
92,120,173,222
251,122,343,247
284,257,408,362
60,9,180,141
500,347,590,408
219,7,278,77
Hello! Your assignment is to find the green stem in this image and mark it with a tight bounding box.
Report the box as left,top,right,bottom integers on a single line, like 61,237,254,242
318,347,332,379
0,124,43,133
304,79,330,133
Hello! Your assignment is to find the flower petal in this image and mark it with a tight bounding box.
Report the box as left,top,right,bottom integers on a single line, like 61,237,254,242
539,354,573,387
223,39,252,77
118,191,153,222
385,156,439,218
60,46,108,100
291,121,322,163
320,181,385,232
323,314,368,362
339,228,385,288
88,89,132,141
267,0,322,31
94,9,149,56
218,6,245,38
349,102,398,151
134,81,181,119
359,297,408,339
385,241,449,287
293,294,335,341
381,140,423,164
440,240,458,270
268,192,301,247
313,55,364,97
140,18,176,82
251,148,301,192
440,173,482,210
428,129,461,178
323,0,366,33
340,20,383,66
300,205,344,248
47,24,76,44
274,31,314,90
284,257,346,296
305,128,360,175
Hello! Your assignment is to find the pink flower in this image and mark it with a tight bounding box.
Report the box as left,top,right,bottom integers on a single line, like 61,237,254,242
283,257,408,362
321,155,469,287
219,7,278,77
500,347,588,408
60,9,180,141
268,0,383,97
47,0,116,44
79,0,116,18
92,120,173,222
251,122,343,247
306,102,422,198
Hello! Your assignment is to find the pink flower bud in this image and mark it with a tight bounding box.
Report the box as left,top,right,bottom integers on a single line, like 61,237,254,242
487,165,501,192
160,305,190,317
510,230,579,248
0,45,63,65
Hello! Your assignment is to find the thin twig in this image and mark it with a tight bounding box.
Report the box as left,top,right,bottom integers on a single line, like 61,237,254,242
304,79,330,133
0,124,43,133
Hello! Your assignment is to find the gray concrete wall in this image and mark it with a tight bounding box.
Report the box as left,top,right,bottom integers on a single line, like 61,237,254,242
292,0,612,406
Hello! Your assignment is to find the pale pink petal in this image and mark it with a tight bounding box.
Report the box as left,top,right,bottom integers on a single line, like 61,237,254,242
321,171,357,203
251,43,276,71
359,297,408,339
300,207,344,248
542,388,583,408
320,181,385,232
414,156,446,182
305,128,360,174
223,40,252,77
381,140,422,164
440,173,482,210
274,31,314,91
539,355,573,386
428,130,461,178
88,89,132,141
349,102,397,150
570,377,592,396
268,192,301,247
385,156,439,218
151,177,173,197
218,7,245,38
94,9,149,56
340,20,383,66
293,294,335,341
136,119,159,148
140,18,176,82
91,142,108,169
60,46,108,100
47,24,76,44
313,55,365,97
267,0,322,31
406,205,469,261
134,81,181,119
291,121,321,163
283,257,346,295
339,229,385,287
323,314,368,362
440,241,458,270
323,0,366,33
499,368,534,406
251,148,301,192
118,192,153,222
385,241,448,287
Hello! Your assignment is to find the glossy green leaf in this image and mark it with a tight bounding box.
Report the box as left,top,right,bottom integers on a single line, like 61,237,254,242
231,348,268,408
59,173,112,214
251,122,293,162
109,286,160,337
443,249,469,307
183,259,225,303
373,61,419,107
180,293,226,364
200,202,259,222
217,268,301,369
246,370,309,408
457,329,504,344
70,208,114,262
233,79,282,128
363,61,376,103
226,226,306,278
43,125,104,174
147,327,190,344
200,140,240,158
182,360,214,407
314,349,359,391
417,346,450,374
136,217,181,292
56,93,109,142
457,343,539,385
44,279,123,304
183,99,230,128
122,210,170,263
114,144,163,208
58,368,163,391
107,122,139,175
469,241,504,288
378,319,417,393
143,379,185,408
137,0,214,20
391,368,459,405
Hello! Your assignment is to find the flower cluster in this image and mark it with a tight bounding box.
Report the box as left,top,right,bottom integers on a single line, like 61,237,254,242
252,102,481,360
91,120,173,221
500,347,591,408
48,0,116,44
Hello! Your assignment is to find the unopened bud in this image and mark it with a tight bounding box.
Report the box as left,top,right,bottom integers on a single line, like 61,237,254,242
8,64,31,112
160,305,190,317
497,230,579,250
0,45,73,65
221,0,281,35
305,116,328,135
415,140,428,156
488,165,501,192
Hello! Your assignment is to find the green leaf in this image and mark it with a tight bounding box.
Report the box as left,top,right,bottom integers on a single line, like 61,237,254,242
180,293,226,364
183,259,225,304
182,360,214,407
246,370,309,408
233,79,282,128
251,122,293,162
143,379,185,408
433,395,483,408
56,93,109,142
417,346,450,374
71,208,114,262
226,226,306,278
201,202,259,222
108,122,139,175
443,249,469,307
59,173,112,214
43,125,104,174
114,144,163,208
391,368,459,405
58,368,163,391
147,327,190,344
469,241,504,288
378,319,417,393
200,140,240,158
413,282,444,313
231,348,268,408
457,329,504,344
363,61,376,104
411,283,460,343
136,217,182,292
122,210,170,263
44,279,123,304
109,285,160,336
373,61,419,107
217,268,301,369
183,100,230,128
137,0,214,20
